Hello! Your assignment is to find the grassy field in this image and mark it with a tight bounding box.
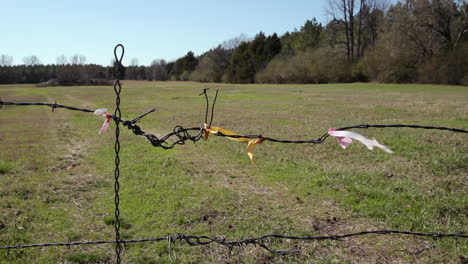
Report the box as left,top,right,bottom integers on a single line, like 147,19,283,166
0,81,467,263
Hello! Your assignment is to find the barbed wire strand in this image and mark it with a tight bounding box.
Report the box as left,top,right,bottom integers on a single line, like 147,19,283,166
113,43,124,264
1,100,467,150
0,230,466,254
0,101,94,113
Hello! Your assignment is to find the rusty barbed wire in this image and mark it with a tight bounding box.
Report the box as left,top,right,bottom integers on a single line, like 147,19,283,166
0,230,466,254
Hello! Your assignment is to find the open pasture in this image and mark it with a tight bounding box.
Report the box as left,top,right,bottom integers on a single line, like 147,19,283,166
0,81,467,263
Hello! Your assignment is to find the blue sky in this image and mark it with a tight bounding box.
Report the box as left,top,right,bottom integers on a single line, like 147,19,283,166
2,0,333,65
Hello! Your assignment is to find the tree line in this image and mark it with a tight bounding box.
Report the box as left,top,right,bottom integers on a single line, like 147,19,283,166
0,54,112,85
191,0,468,85
176,0,468,85
1,0,467,85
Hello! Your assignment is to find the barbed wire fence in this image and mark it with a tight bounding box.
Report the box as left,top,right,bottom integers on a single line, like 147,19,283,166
2,99,466,150
0,44,467,263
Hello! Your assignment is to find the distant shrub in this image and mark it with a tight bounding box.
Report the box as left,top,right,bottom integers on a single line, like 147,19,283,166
417,46,468,85
36,78,60,87
189,47,231,83
358,44,418,84
180,71,191,81
36,78,111,87
189,70,211,83
256,48,352,84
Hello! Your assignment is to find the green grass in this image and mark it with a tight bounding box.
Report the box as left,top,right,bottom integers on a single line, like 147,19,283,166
0,81,467,263
0,160,15,174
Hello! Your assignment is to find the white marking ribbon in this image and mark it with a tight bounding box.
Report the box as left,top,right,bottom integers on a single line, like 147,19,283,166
328,130,393,153
99,119,111,135
93,108,111,135
93,108,108,116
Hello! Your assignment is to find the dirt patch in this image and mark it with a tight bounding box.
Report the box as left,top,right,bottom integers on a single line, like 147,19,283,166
50,146,83,172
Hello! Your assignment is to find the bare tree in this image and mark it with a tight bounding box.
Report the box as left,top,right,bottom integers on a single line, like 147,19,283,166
431,0,468,51
130,57,139,66
358,0,389,56
125,58,141,79
147,59,168,81
327,0,388,62
221,33,250,50
386,0,467,57
327,0,355,62
70,54,86,65
56,55,68,65
23,55,41,66
0,54,13,66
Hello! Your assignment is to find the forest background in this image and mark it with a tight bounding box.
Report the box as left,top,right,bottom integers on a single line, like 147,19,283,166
1,0,467,86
